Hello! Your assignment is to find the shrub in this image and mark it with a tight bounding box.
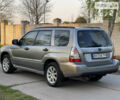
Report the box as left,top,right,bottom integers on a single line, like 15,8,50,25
75,17,87,23
0,45,3,48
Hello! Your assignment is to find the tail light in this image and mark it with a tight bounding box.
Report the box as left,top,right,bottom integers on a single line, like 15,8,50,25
69,48,82,62
112,47,116,59
112,56,116,59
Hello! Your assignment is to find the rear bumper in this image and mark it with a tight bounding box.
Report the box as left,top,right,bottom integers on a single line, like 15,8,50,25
60,60,119,77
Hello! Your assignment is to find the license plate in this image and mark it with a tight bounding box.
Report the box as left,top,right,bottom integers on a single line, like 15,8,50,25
92,53,107,59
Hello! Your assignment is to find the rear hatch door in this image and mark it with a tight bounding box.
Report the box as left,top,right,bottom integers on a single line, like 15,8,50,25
77,29,113,67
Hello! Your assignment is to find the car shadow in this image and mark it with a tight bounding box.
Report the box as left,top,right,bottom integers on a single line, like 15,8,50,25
15,69,104,88
14,69,45,80
6,69,120,91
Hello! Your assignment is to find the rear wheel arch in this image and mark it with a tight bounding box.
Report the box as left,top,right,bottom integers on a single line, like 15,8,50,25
43,59,64,76
44,59,60,71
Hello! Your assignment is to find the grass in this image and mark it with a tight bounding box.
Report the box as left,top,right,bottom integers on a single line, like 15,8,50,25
116,56,120,62
0,45,3,48
117,59,120,62
0,85,38,100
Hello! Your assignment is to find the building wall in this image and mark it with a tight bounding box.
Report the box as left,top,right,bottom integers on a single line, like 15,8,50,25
0,20,120,56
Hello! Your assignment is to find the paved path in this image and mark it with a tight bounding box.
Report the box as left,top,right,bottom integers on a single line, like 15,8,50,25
0,65,120,100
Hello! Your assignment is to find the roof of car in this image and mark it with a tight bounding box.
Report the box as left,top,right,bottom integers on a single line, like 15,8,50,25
76,27,104,31
32,26,103,31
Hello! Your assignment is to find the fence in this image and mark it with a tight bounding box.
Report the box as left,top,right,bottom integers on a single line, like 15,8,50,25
0,19,120,56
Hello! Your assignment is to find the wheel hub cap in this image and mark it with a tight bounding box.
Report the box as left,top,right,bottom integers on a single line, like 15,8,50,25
2,58,10,72
47,66,57,84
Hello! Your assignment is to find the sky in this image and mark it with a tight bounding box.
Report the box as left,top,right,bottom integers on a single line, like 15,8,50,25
14,0,82,24
49,0,81,22
13,0,120,24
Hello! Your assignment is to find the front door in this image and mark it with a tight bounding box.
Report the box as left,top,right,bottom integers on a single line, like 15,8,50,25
11,31,38,69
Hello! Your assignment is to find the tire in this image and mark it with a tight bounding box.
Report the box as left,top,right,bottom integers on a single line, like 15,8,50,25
45,62,64,87
87,75,103,82
1,55,17,73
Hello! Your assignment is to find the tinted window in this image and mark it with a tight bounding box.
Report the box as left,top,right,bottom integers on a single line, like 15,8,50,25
35,31,52,46
20,31,38,46
77,30,112,48
54,30,70,46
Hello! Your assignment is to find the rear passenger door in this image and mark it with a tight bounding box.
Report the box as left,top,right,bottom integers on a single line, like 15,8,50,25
33,30,52,70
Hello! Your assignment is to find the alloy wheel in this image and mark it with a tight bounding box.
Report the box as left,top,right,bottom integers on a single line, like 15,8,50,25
2,58,10,72
47,66,58,85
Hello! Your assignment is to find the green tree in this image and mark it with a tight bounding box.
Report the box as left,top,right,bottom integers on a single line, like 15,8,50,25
80,0,120,37
100,0,120,37
79,0,99,23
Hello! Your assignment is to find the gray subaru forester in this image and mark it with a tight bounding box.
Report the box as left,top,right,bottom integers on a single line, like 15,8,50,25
0,27,119,87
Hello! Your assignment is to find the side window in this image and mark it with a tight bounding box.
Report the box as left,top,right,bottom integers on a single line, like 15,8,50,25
54,30,70,46
20,31,38,46
35,31,52,46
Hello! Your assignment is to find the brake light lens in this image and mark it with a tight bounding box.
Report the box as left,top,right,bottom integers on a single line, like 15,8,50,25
112,56,116,59
69,58,82,62
69,48,82,62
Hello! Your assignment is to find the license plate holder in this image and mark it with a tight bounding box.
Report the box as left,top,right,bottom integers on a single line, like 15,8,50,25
92,53,107,59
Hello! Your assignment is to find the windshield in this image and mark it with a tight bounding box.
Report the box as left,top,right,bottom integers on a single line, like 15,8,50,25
77,30,112,48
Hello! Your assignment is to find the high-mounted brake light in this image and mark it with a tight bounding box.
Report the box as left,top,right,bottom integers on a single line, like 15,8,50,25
69,48,82,62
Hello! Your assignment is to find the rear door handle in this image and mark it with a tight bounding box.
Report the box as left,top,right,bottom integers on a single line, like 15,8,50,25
24,47,29,50
43,48,48,52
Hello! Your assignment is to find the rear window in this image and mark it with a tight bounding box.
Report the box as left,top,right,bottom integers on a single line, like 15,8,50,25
77,30,112,48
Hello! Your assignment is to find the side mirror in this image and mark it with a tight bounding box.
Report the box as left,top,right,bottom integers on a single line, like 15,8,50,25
12,39,19,45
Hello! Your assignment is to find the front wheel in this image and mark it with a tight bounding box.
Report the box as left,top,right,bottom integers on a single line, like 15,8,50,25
1,55,17,73
45,62,64,87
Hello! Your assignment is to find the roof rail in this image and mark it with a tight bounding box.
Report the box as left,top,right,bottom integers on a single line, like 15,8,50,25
34,26,75,29
83,27,101,28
